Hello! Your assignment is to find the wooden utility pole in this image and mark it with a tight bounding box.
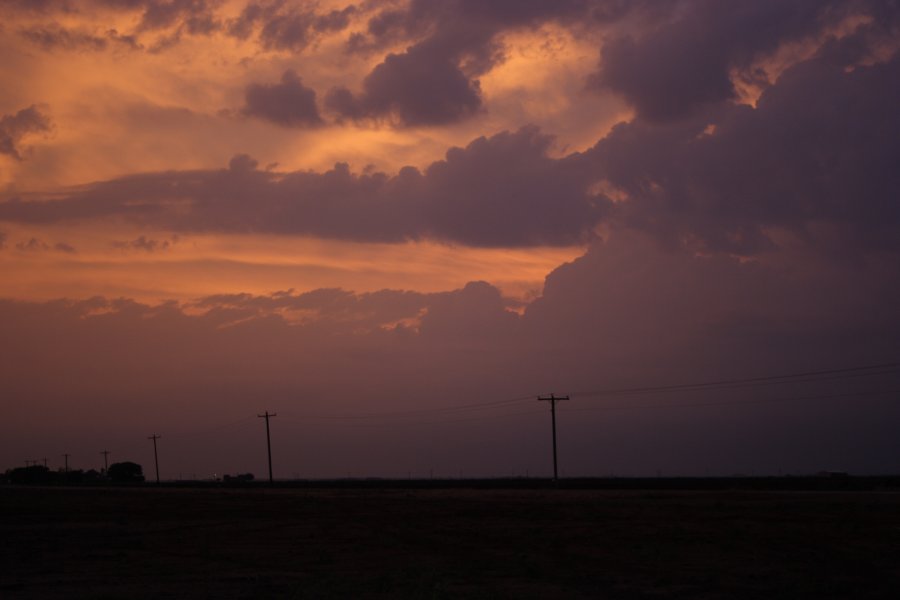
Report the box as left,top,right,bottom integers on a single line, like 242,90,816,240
63,453,70,473
148,434,161,483
258,411,277,485
538,394,569,481
100,450,111,473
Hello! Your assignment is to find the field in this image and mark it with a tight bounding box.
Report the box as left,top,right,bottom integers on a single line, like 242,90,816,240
2,484,900,598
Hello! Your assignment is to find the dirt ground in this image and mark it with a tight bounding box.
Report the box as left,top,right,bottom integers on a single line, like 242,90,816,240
1,486,899,598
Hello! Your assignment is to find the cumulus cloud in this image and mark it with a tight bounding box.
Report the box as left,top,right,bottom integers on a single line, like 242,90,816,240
0,105,52,160
0,127,608,247
588,0,895,122
332,0,614,126
326,42,484,126
242,69,322,128
585,37,900,254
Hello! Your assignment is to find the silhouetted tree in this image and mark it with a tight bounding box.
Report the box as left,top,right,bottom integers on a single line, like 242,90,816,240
107,461,145,483
8,465,52,484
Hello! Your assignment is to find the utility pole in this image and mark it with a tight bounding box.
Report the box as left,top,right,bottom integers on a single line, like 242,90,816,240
42,457,48,468
538,394,569,481
258,411,277,485
62,454,70,473
100,450,111,473
148,434,161,483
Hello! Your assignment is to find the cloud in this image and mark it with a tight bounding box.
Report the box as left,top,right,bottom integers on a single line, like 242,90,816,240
111,234,178,253
241,70,322,128
54,242,77,254
587,0,893,122
0,127,607,247
0,105,52,160
13,237,76,253
326,42,484,126
584,36,900,255
18,26,142,52
226,2,356,50
0,231,6,249
135,0,220,35
333,0,618,126
1,231,898,476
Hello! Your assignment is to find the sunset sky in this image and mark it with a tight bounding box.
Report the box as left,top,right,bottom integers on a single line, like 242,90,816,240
2,0,899,479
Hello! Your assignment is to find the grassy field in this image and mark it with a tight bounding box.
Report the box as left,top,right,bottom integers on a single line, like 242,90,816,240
2,485,899,598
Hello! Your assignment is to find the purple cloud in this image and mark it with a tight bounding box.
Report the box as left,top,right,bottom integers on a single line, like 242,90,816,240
242,70,322,128
588,0,891,122
326,42,484,126
0,127,607,247
585,34,900,255
226,2,356,50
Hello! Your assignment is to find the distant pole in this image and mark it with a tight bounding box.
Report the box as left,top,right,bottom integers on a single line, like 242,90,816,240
100,450,111,473
538,394,569,481
42,457,47,468
148,434,161,483
63,454,70,473
258,411,277,485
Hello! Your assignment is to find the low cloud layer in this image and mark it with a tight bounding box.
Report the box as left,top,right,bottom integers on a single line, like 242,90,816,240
2,231,898,476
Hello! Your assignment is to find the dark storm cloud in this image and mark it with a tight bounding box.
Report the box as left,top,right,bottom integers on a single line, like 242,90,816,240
333,0,621,125
585,35,900,255
588,0,892,122
325,41,484,126
0,105,52,160
241,70,322,127
0,127,607,247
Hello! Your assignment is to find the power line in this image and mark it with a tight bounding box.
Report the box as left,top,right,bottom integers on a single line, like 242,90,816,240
572,362,900,399
564,388,900,414
288,362,900,423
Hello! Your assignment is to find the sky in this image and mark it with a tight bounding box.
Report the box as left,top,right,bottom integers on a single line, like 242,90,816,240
1,0,899,479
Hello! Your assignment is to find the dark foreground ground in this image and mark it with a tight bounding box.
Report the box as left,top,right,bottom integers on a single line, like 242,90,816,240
2,485,899,599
